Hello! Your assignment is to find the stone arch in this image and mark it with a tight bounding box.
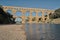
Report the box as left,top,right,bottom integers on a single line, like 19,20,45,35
15,11,22,17
38,12,42,17
32,17,36,23
44,17,47,21
38,17,42,23
6,9,12,15
44,12,48,17
32,11,36,17
25,17,30,23
15,17,22,24
31,11,36,23
25,11,30,17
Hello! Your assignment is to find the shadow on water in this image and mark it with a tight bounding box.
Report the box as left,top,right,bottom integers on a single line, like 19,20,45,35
25,23,60,40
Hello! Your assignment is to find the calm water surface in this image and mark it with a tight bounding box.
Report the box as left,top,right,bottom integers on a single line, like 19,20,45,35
25,23,60,40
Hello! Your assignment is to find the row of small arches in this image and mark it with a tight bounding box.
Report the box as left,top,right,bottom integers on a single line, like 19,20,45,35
7,10,48,17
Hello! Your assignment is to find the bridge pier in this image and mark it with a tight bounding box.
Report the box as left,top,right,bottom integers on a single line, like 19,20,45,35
36,11,39,23
42,11,45,22
22,11,26,24
29,11,33,24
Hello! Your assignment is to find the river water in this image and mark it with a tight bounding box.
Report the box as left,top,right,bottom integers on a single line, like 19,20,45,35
25,23,60,40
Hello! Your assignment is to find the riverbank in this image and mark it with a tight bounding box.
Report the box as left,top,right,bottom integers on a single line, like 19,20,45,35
49,18,60,24
0,25,26,40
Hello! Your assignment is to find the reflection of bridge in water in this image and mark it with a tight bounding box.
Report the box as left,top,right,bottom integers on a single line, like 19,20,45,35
3,6,54,23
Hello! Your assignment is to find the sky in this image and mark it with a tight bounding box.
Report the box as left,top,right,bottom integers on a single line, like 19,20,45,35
0,0,60,10
0,0,60,22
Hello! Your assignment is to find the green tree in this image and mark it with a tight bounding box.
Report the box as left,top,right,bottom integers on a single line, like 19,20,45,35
0,5,15,24
49,8,60,19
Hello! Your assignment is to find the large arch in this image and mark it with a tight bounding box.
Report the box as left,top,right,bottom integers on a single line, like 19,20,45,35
15,11,22,17
6,10,12,15
25,11,30,17
25,17,30,23
15,17,22,24
44,12,48,17
31,11,36,23
32,11,36,17
38,12,42,17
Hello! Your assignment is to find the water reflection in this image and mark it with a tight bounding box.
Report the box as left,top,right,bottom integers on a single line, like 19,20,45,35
25,23,60,40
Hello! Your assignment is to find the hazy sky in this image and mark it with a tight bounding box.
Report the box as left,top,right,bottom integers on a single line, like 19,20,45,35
0,0,60,10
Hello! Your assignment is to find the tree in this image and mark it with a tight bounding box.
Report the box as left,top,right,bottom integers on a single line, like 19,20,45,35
49,8,60,19
0,5,16,24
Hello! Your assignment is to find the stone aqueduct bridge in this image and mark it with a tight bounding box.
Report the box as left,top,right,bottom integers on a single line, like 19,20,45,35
3,6,54,23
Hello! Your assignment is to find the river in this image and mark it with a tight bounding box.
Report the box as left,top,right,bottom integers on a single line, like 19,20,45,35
25,23,60,40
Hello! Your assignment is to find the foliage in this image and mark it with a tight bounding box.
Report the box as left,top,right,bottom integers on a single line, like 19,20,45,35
49,8,60,19
0,5,16,24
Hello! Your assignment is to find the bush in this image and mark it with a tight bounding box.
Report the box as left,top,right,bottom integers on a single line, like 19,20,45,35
49,8,60,19
0,5,16,24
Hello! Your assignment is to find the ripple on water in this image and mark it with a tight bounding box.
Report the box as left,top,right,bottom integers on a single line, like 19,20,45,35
25,23,60,40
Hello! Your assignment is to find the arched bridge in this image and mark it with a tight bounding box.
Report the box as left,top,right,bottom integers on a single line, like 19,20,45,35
3,6,54,23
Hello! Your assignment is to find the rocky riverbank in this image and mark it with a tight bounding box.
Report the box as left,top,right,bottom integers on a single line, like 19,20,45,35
0,25,26,40
50,18,60,24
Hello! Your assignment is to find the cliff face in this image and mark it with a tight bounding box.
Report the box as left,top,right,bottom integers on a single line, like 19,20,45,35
51,18,60,24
